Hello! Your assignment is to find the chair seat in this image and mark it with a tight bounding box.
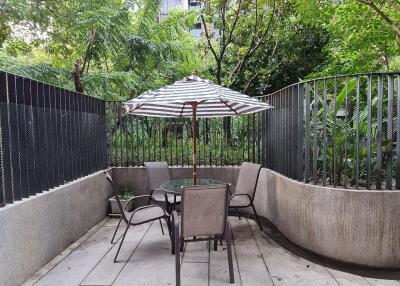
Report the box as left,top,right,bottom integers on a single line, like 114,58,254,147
127,205,166,225
153,191,182,204
229,194,251,207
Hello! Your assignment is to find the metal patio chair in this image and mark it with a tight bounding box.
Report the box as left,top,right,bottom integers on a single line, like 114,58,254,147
144,161,181,215
229,162,263,230
172,184,234,286
105,172,170,262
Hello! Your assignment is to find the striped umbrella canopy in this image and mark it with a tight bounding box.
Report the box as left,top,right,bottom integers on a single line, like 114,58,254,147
124,73,273,183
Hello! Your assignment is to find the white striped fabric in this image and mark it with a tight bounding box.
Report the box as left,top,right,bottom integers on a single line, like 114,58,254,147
124,75,272,118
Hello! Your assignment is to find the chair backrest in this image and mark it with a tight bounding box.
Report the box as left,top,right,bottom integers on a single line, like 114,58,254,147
234,162,261,200
105,172,128,222
181,184,229,238
144,161,171,192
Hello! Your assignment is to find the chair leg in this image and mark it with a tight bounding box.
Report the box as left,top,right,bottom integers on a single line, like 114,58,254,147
214,235,218,251
171,216,175,255
251,203,262,230
111,216,123,244
114,222,130,263
174,222,180,286
225,222,235,283
159,219,165,235
235,208,241,220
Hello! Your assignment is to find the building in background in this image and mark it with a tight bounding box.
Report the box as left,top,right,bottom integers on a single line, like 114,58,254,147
160,0,203,38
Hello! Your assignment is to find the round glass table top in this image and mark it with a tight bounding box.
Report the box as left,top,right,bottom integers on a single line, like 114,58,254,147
160,179,225,195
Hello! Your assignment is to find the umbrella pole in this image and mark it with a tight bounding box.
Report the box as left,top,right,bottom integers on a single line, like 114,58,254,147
191,102,198,185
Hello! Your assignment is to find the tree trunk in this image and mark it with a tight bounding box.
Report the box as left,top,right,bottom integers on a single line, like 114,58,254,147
73,60,84,93
223,117,232,145
215,61,233,145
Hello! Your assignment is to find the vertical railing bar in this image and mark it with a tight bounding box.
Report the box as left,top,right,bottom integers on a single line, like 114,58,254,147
153,118,156,162
367,75,372,189
119,103,123,167
252,113,255,163
220,118,223,165
297,83,304,181
277,91,281,173
148,118,151,163
322,79,327,186
313,80,318,184
377,74,383,189
304,82,311,182
257,109,261,164
242,115,245,164
203,118,206,166
247,115,250,164
129,116,133,166
158,117,161,161
396,75,400,189
181,119,184,167
141,117,145,165
123,112,128,167
168,118,172,165
355,76,360,188
386,75,394,190
333,78,337,187
282,90,286,176
277,91,280,173
174,119,177,166
281,90,284,175
135,117,139,166
286,88,289,177
290,86,295,178
272,94,276,171
290,87,294,178
287,87,290,177
344,77,348,188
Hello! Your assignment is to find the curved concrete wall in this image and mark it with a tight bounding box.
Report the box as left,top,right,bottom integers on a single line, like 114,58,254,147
253,168,400,269
112,166,400,268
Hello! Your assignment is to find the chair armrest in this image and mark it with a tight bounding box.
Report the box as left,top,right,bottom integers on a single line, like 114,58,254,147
127,204,170,223
124,195,164,212
150,188,168,199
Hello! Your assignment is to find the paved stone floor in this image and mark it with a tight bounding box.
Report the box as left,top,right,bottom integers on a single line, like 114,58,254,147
23,217,400,286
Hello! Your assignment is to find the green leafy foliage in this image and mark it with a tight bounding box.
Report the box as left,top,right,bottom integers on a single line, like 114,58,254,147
0,0,200,99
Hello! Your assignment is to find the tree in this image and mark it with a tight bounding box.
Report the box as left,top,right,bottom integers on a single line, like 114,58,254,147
294,0,400,75
357,0,400,37
0,0,200,99
200,0,277,142
200,0,276,86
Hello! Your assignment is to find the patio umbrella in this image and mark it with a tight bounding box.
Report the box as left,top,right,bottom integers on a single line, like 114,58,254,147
124,71,273,184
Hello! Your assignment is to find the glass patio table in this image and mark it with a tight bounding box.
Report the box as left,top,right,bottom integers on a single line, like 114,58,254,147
160,179,225,195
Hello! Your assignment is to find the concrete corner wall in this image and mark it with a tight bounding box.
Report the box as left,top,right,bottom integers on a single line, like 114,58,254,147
253,168,400,269
0,170,113,286
114,165,400,268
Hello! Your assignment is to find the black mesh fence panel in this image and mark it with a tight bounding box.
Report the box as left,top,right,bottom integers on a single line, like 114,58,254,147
0,71,107,207
105,101,262,167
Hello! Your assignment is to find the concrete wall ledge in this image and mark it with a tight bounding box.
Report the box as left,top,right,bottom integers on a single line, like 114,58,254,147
0,169,113,286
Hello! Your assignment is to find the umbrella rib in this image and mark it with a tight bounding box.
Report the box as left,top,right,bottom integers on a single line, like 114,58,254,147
220,99,239,115
130,103,143,112
179,102,186,118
